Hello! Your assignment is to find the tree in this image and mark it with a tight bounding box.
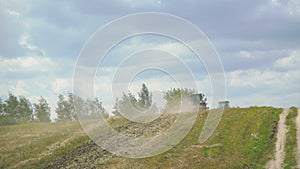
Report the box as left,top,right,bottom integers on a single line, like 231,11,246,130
0,93,34,125
113,83,154,117
0,97,4,115
55,94,71,121
86,98,107,119
4,92,19,119
0,98,16,126
114,91,139,118
71,94,108,120
34,97,51,122
73,94,85,118
164,88,194,104
112,98,120,117
138,83,152,111
67,93,77,120
56,93,77,121
18,96,34,122
56,94,66,121
163,88,208,112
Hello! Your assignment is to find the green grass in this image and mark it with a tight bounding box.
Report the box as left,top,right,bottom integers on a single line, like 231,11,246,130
0,107,282,169
284,107,298,169
103,107,281,169
0,121,87,169
25,135,89,169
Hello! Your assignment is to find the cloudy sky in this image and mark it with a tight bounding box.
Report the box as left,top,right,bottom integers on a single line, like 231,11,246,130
1,0,300,119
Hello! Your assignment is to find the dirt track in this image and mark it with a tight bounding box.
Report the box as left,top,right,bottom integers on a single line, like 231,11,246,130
266,109,289,169
45,115,176,168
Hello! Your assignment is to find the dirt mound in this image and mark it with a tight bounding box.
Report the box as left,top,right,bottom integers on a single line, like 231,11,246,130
45,140,113,169
45,114,177,168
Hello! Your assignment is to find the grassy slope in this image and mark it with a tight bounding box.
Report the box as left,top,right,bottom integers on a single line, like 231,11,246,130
103,107,281,169
283,107,298,169
0,121,88,169
0,107,281,169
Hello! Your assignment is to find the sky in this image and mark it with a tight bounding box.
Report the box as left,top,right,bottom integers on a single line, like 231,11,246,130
1,0,300,119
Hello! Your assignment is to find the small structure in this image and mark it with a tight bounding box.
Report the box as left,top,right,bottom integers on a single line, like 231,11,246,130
218,101,230,109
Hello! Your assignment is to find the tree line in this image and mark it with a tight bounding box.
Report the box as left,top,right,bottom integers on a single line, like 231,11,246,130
0,83,207,126
0,93,50,125
113,84,208,116
0,92,108,126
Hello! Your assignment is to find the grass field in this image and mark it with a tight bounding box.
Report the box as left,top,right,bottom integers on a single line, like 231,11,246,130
0,121,88,169
0,107,282,168
115,107,281,169
283,107,298,169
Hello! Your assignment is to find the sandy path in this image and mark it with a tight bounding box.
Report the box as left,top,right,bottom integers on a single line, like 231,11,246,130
266,109,289,169
296,108,300,168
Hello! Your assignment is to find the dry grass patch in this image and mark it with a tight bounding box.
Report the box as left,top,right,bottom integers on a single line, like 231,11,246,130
0,121,85,169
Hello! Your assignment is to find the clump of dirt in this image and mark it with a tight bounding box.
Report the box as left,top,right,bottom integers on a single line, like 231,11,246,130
45,140,114,169
114,114,177,138
45,114,177,168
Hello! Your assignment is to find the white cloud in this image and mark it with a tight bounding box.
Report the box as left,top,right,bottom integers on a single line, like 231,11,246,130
0,55,54,73
122,0,162,8
1,0,300,112
35,81,48,90
18,33,46,56
229,92,299,108
274,49,300,69
13,80,28,95
115,36,194,60
270,0,281,6
269,0,300,16
5,9,20,17
287,0,300,16
158,43,189,57
239,50,252,59
227,67,300,107
228,69,283,88
52,78,71,94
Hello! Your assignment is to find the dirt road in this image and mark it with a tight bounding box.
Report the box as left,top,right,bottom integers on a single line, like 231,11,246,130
266,109,289,169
